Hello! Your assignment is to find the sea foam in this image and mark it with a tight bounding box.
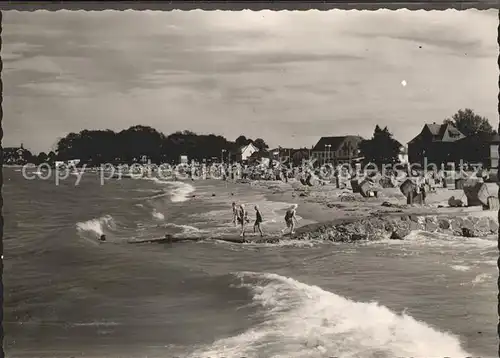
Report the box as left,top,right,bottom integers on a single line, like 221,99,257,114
164,223,205,235
191,271,470,358
390,230,497,250
168,181,195,202
450,264,471,272
145,177,195,202
152,209,165,221
76,215,116,237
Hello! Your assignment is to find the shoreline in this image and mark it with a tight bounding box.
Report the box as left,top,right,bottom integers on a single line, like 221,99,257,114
256,178,498,241
135,177,499,244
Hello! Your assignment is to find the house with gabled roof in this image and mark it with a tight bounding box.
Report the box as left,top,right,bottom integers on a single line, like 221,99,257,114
237,142,259,162
311,135,364,166
407,122,465,165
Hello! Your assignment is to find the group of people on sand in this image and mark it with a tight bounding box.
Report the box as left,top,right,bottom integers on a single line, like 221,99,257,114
231,202,299,238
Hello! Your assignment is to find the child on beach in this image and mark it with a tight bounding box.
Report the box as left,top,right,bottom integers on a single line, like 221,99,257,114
282,204,299,235
253,205,264,237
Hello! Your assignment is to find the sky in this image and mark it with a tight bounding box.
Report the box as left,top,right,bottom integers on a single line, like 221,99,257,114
2,9,498,153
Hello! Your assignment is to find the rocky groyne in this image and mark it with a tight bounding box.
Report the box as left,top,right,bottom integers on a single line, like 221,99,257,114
129,212,499,246
295,213,499,242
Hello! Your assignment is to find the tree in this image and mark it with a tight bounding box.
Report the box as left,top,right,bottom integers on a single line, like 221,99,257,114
253,138,269,151
235,135,250,148
51,126,252,165
359,125,401,167
443,108,494,136
117,125,165,163
21,149,34,164
36,152,48,164
47,151,56,165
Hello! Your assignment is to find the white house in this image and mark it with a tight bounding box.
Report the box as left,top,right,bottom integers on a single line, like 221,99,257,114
239,143,259,161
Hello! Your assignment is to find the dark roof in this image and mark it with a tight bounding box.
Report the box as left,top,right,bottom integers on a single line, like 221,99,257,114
249,150,269,158
457,132,500,144
269,147,302,155
409,123,465,143
425,123,442,136
312,136,363,151
3,147,26,153
438,124,464,141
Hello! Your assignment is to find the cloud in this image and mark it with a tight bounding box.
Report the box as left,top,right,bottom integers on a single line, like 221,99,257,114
19,81,91,98
2,9,498,153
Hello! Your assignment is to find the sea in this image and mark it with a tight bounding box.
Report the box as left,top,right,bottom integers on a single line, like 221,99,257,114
3,166,497,358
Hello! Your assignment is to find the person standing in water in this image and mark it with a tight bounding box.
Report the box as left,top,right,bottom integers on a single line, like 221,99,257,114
238,204,249,237
282,204,299,235
231,202,238,225
253,205,264,237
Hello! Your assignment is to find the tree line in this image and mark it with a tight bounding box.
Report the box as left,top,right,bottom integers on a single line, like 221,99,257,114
4,108,494,167
18,126,270,166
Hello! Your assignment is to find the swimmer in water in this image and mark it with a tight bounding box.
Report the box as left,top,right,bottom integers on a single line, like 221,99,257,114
253,205,264,237
238,204,249,237
282,204,299,235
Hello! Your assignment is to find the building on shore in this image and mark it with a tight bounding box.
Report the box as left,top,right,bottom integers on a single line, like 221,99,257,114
3,144,32,165
454,132,500,169
311,136,364,166
408,122,499,170
268,147,311,167
236,142,259,162
407,122,465,166
247,149,270,165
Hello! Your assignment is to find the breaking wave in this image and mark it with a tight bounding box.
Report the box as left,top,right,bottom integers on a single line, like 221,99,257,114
152,209,165,221
144,177,195,202
76,215,116,238
163,223,205,236
450,265,471,272
168,181,195,202
392,230,496,249
472,273,492,285
75,215,120,245
190,272,470,358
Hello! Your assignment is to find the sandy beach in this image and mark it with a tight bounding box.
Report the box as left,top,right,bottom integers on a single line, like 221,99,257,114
135,177,499,245
247,178,496,218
